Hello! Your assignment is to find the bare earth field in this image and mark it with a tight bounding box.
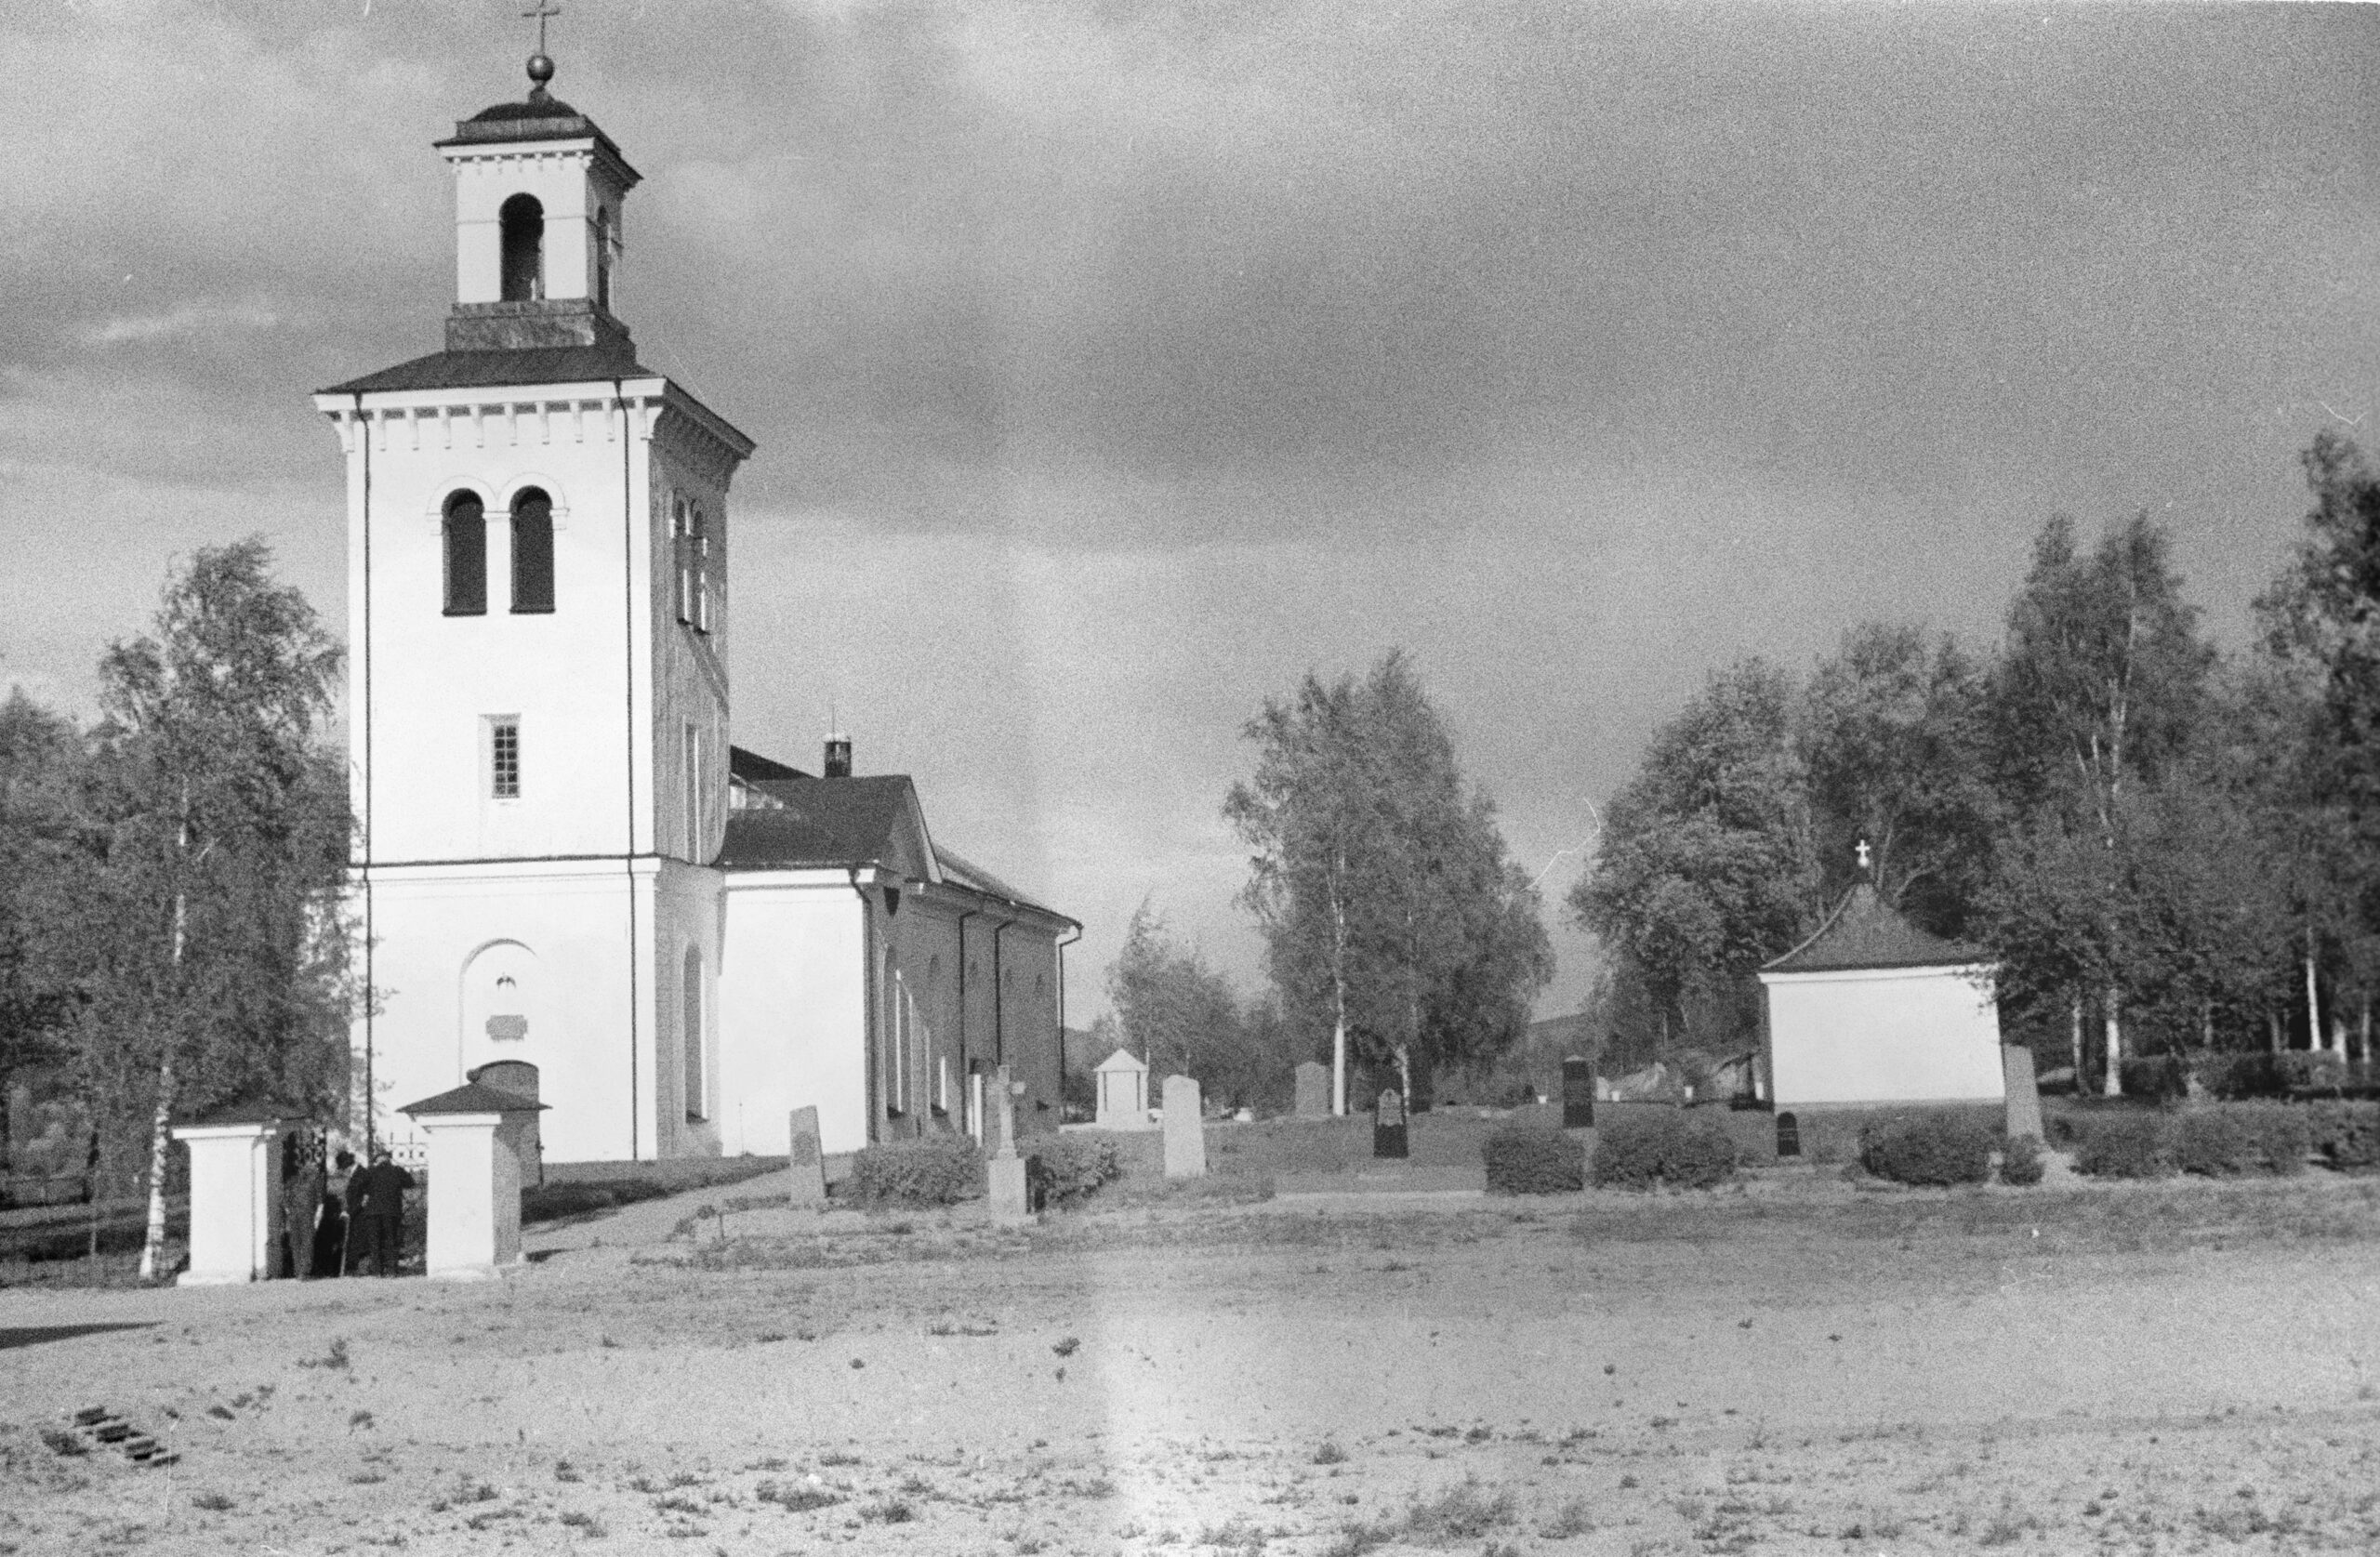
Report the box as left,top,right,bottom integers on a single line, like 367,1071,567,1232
4,1169,2379,1556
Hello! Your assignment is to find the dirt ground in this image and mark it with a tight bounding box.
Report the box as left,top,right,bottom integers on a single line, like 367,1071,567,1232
4,1168,2378,1556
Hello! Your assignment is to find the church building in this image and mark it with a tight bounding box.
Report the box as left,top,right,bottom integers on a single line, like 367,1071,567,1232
314,54,1077,1167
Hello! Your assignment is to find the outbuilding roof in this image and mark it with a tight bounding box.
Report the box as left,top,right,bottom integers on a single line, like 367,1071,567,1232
398,1081,549,1116
1761,883,1988,974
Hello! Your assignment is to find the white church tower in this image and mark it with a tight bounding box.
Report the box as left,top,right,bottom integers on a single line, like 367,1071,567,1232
316,49,754,1163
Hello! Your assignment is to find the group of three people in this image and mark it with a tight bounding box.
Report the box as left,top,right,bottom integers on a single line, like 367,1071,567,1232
300,1145,416,1277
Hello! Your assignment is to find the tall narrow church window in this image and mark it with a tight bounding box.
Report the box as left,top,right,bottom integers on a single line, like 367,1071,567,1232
682,945,706,1122
682,724,703,860
499,193,546,302
672,497,694,625
692,505,712,634
489,718,521,799
593,206,614,311
443,494,486,615
510,489,555,614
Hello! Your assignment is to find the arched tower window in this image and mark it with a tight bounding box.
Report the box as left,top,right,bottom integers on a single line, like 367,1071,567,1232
593,206,614,311
682,945,707,1123
499,193,546,302
443,493,486,615
510,488,554,614
672,496,711,633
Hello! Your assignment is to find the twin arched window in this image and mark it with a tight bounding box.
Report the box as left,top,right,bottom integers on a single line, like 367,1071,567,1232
443,489,555,616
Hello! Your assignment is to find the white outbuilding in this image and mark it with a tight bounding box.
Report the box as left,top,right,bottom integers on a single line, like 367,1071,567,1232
1757,884,2004,1115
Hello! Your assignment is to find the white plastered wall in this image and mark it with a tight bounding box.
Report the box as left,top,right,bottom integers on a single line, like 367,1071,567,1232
1761,963,2006,1110
717,874,869,1157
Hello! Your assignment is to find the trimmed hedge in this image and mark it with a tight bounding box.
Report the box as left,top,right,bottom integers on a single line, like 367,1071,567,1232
2173,1102,2308,1178
1590,1109,1737,1191
1858,1114,1996,1186
847,1134,984,1207
1482,1125,1586,1195
1028,1135,1124,1207
2068,1111,2171,1179
1999,1134,2044,1186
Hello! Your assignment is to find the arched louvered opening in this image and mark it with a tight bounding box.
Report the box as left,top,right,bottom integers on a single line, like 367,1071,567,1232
499,193,546,302
509,488,554,613
443,493,486,615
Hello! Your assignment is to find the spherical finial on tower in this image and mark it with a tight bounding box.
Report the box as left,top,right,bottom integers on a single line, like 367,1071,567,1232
525,52,556,98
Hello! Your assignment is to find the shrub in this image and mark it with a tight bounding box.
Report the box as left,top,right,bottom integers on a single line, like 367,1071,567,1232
2069,1111,2171,1179
2119,1055,2190,1102
2211,1051,2349,1100
1481,1126,1585,1194
2306,1101,2380,1168
846,1135,983,1207
1999,1134,2043,1186
2244,1103,2311,1176
2172,1109,2254,1177
1028,1135,1123,1207
1858,1113,1996,1186
1590,1110,1737,1191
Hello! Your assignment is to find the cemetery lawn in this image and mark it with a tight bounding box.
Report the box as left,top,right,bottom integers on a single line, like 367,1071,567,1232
2,1168,2377,1555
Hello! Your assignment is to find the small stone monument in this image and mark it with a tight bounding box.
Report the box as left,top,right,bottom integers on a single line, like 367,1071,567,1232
1372,1089,1408,1159
172,1109,284,1286
1561,1057,1596,1129
1294,1061,1331,1118
2002,1045,2044,1141
399,1078,548,1280
787,1105,826,1206
1093,1048,1152,1130
1162,1075,1207,1179
985,1065,1030,1221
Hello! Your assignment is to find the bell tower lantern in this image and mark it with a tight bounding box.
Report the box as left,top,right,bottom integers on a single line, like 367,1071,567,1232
436,53,640,353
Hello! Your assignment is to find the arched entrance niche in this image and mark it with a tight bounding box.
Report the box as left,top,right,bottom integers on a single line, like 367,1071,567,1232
461,940,542,1075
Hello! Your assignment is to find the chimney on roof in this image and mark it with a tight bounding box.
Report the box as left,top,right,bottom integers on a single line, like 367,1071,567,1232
824,732,853,779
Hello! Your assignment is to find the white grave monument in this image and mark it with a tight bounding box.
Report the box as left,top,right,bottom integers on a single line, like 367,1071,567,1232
787,1104,827,1206
172,1112,284,1286
1162,1075,1207,1179
1093,1048,1153,1130
985,1065,1030,1222
399,1078,548,1280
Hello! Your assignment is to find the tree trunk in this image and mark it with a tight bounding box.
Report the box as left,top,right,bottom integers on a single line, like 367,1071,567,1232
2329,1014,2348,1058
2267,1009,2283,1054
139,870,190,1284
1330,872,1349,1118
1395,1044,1412,1109
2101,983,2122,1098
2069,994,2084,1081
2361,996,2372,1066
2305,934,2321,1056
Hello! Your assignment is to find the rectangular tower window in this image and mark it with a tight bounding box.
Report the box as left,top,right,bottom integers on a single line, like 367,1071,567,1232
490,718,522,799
683,724,702,860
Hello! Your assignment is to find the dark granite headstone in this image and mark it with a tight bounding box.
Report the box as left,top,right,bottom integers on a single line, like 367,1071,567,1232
1372,1089,1408,1159
1561,1057,1596,1129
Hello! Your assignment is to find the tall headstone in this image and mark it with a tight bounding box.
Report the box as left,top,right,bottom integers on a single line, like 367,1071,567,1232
1093,1048,1152,1129
786,1105,826,1206
1372,1089,1408,1159
985,1065,1030,1221
173,1114,284,1286
1561,1057,1596,1129
1293,1061,1330,1118
2002,1046,2043,1141
1163,1075,1207,1179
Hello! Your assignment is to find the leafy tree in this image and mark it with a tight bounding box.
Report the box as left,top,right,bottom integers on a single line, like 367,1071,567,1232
1569,658,1818,1060
1799,624,1997,931
0,690,87,1179
1980,513,2214,1092
1106,902,1243,1086
1228,651,1550,1112
46,540,354,1278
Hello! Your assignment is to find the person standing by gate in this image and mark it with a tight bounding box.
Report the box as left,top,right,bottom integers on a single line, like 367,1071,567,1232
347,1146,415,1276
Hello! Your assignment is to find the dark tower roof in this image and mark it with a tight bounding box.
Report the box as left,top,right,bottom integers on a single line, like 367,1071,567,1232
1762,883,1988,974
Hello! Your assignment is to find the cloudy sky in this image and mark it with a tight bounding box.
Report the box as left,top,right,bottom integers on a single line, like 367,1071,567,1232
3,1,2374,1021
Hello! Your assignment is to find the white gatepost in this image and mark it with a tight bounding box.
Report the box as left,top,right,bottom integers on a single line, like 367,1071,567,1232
172,1115,284,1286
399,1081,548,1281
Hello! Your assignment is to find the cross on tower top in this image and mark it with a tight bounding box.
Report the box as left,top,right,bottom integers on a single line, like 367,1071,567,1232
524,0,561,54
1855,838,1872,874
522,2,561,98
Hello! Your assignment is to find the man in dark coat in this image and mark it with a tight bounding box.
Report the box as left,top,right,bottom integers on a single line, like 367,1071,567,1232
347,1147,415,1276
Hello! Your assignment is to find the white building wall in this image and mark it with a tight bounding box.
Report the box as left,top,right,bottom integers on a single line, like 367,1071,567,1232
717,875,869,1157
1762,963,2005,1110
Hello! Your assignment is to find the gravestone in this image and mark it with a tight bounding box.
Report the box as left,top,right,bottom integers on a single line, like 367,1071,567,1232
1093,1048,1152,1130
2002,1046,2044,1141
1372,1089,1408,1159
985,1065,1030,1221
786,1105,826,1206
1294,1061,1331,1118
1561,1057,1596,1129
1163,1075,1207,1179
